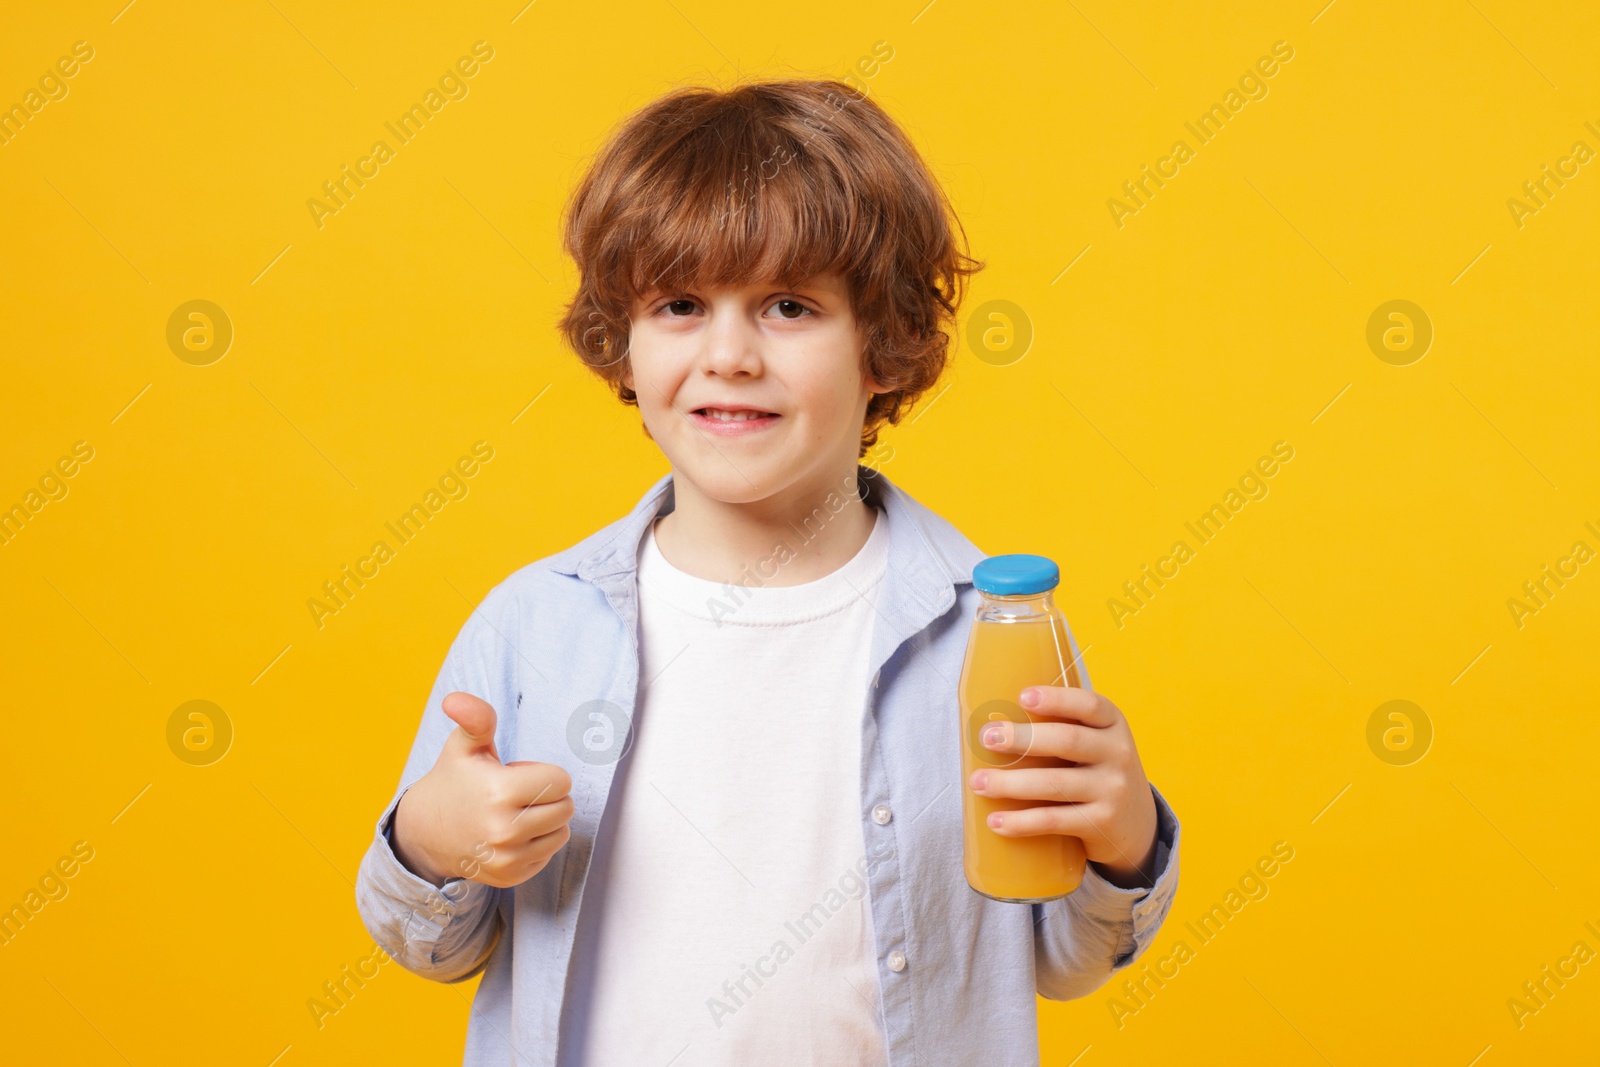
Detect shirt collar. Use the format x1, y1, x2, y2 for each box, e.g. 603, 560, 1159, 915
547, 466, 979, 662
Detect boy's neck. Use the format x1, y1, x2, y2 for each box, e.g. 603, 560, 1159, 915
652, 464, 879, 588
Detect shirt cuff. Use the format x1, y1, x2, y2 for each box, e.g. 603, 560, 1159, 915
361, 790, 497, 942
1062, 782, 1181, 961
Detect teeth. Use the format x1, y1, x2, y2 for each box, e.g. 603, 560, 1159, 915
702, 409, 767, 422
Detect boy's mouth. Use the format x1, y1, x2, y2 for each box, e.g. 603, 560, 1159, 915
688, 406, 781, 435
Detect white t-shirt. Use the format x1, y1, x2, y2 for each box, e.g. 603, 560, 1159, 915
571, 505, 891, 1065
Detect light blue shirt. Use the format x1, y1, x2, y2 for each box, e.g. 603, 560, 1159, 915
356, 465, 1181, 1066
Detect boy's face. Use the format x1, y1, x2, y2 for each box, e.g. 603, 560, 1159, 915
624, 273, 886, 504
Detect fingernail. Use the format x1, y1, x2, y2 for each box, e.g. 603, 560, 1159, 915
970, 770, 988, 791
1020, 688, 1039, 708
987, 812, 1004, 830
982, 725, 1004, 747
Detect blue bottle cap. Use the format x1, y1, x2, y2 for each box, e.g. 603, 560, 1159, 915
972, 554, 1060, 596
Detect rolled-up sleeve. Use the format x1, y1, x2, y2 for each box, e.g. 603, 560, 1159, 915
1033, 783, 1181, 1001
354, 585, 517, 983
356, 791, 505, 982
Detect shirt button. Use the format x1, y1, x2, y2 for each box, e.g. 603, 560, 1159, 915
887, 950, 906, 972
872, 804, 892, 825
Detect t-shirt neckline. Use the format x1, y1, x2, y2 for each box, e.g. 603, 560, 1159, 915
638, 505, 889, 625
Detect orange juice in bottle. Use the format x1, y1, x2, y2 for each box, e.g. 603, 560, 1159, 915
958, 554, 1086, 902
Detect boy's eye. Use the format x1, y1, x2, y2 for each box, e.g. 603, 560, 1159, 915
768, 299, 811, 319
653, 297, 813, 319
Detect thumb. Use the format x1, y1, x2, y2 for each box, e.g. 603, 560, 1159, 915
442, 691, 500, 760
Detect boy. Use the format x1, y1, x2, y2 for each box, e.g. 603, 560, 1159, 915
356, 78, 1180, 1066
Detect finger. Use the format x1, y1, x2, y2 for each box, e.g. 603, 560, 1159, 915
978, 720, 1111, 763
972, 765, 1097, 803
507, 793, 575, 842
498, 760, 574, 811
443, 692, 500, 758
1019, 685, 1119, 728
482, 824, 572, 886
516, 822, 573, 866
986, 801, 1102, 839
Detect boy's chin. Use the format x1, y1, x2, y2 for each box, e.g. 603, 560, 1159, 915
668, 453, 824, 507
671, 463, 785, 505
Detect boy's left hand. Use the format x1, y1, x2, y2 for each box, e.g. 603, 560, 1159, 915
970, 685, 1159, 890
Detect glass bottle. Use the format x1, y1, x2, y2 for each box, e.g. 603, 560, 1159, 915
958, 554, 1086, 902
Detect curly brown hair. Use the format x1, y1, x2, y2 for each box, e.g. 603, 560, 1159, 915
556, 78, 983, 458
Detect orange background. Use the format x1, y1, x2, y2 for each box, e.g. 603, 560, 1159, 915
2, 1, 1597, 1063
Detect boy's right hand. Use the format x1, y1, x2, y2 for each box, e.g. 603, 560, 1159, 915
392, 692, 576, 889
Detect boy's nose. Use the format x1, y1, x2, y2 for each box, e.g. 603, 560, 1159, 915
699, 312, 763, 377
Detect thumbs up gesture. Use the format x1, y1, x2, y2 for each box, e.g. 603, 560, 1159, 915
392, 692, 575, 888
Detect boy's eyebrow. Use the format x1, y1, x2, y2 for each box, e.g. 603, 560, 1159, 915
637, 276, 832, 300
